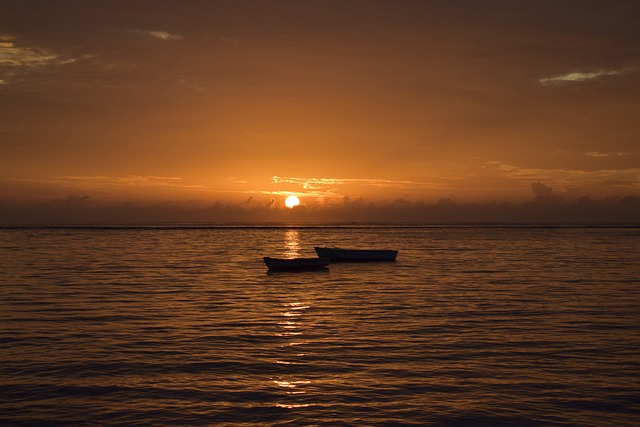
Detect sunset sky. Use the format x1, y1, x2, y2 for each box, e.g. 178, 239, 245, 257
1, 1, 639, 223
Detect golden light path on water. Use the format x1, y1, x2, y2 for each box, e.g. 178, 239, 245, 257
271, 227, 315, 408
283, 229, 301, 258
273, 300, 313, 409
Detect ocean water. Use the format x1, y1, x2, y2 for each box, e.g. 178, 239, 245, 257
1, 225, 639, 426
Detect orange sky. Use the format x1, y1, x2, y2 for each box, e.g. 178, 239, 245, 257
1, 1, 639, 223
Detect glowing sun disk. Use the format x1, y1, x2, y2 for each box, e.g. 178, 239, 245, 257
285, 196, 300, 208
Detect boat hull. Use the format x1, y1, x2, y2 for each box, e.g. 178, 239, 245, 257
314, 247, 398, 262
263, 257, 330, 271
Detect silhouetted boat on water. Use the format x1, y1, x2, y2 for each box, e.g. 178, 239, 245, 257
263, 257, 330, 271
314, 247, 398, 261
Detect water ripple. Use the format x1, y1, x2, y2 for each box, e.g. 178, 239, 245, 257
1, 226, 639, 425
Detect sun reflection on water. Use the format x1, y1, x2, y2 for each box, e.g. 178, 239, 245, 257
272, 299, 314, 408
283, 229, 301, 258
275, 403, 312, 409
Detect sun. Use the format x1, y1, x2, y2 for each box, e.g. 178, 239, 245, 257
285, 195, 301, 208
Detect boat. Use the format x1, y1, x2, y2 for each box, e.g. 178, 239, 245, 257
263, 256, 330, 271
314, 247, 398, 262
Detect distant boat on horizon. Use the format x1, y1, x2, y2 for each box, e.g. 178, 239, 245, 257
314, 247, 398, 262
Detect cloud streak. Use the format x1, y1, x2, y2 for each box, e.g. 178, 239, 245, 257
587, 152, 626, 158
0, 35, 85, 85
484, 161, 640, 191
0, 35, 82, 68
0, 44, 59, 67
147, 31, 181, 41
539, 69, 620, 85
116, 28, 182, 41
270, 176, 447, 198
9, 175, 186, 191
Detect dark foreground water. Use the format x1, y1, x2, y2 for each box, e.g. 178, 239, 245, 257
1, 225, 639, 426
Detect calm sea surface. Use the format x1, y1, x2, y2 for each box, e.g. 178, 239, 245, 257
1, 225, 639, 426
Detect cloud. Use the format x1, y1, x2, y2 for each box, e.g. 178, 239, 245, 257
62, 194, 90, 203
539, 69, 619, 85
270, 176, 447, 198
0, 34, 84, 68
587, 152, 626, 158
485, 161, 640, 188
531, 181, 553, 199
121, 29, 181, 41
9, 175, 188, 193
479, 161, 640, 200
227, 177, 248, 184
0, 44, 59, 67
3, 192, 640, 225
0, 35, 84, 84
54, 175, 183, 186
146, 31, 181, 41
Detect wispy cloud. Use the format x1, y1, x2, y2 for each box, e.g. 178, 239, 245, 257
0, 44, 59, 67
147, 31, 181, 41
270, 176, 448, 198
586, 151, 626, 158
539, 69, 619, 85
121, 29, 181, 41
0, 35, 84, 84
485, 161, 640, 189
11, 175, 185, 189
227, 177, 248, 184
272, 176, 441, 188
58, 175, 182, 183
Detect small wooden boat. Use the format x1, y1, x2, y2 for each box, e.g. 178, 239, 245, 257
263, 256, 330, 271
314, 247, 398, 262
